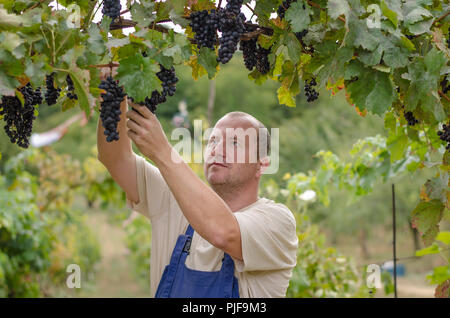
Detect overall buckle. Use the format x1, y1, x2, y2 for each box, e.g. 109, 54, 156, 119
183, 237, 192, 254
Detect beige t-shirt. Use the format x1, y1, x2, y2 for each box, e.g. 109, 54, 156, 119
126, 154, 298, 298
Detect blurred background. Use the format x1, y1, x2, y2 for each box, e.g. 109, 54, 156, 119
1, 49, 448, 298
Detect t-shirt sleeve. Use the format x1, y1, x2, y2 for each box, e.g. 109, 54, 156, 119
233, 202, 298, 272
126, 154, 174, 220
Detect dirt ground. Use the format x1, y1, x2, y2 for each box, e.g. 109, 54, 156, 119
78, 213, 150, 298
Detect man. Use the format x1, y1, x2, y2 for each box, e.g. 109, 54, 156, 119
97, 90, 298, 298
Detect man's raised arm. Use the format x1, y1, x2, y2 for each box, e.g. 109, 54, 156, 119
97, 90, 139, 204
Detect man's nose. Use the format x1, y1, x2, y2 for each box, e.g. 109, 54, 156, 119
210, 140, 225, 157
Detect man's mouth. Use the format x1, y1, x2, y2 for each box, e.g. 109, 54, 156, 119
210, 162, 227, 168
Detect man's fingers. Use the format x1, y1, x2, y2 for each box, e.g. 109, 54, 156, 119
125, 108, 147, 126
127, 129, 139, 141
127, 101, 153, 119
126, 118, 145, 135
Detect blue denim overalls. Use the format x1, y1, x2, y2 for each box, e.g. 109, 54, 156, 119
155, 224, 240, 298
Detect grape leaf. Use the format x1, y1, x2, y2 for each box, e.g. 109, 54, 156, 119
0, 69, 19, 96
277, 86, 295, 107
346, 68, 396, 115
254, 0, 279, 26
415, 243, 440, 257
327, 0, 350, 22
66, 67, 94, 118
186, 55, 207, 81
411, 199, 444, 246
424, 173, 449, 203
380, 0, 398, 27
285, 2, 311, 33
405, 48, 446, 121
198, 47, 218, 79
345, 17, 379, 51
24, 55, 48, 87
116, 53, 161, 103
130, 1, 156, 28
427, 265, 450, 285
86, 24, 106, 55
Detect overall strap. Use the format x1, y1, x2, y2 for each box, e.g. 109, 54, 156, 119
185, 224, 194, 236
158, 225, 193, 297
179, 224, 194, 263
221, 253, 237, 298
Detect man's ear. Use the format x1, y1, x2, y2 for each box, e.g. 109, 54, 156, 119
257, 156, 270, 177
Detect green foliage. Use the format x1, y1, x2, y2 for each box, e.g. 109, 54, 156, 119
0, 176, 52, 297
123, 214, 151, 290
0, 149, 101, 296
287, 218, 370, 298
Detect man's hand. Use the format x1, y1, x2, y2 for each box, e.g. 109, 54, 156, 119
125, 101, 172, 165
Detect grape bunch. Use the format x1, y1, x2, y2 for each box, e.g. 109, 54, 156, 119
239, 24, 258, 70
189, 9, 219, 50
20, 83, 43, 106
256, 45, 271, 74
437, 123, 450, 150
304, 77, 319, 102
404, 111, 419, 126
0, 84, 41, 148
132, 65, 179, 114
66, 75, 78, 100
217, 1, 246, 64
45, 73, 61, 106
102, 0, 121, 22
99, 76, 126, 142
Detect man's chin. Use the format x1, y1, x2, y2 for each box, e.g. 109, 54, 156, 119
207, 175, 227, 186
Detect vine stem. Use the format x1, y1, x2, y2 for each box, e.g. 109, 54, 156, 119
88, 62, 120, 68
439, 90, 450, 102
433, 11, 450, 25
244, 3, 256, 16
23, 0, 46, 13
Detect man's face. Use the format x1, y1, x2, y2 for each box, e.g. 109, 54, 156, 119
203, 115, 260, 188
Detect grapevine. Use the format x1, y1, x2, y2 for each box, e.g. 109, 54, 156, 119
437, 123, 450, 150
66, 75, 78, 100
404, 111, 419, 126
217, 1, 246, 64
189, 10, 219, 50
130, 65, 178, 114
0, 84, 41, 148
304, 77, 319, 102
99, 76, 125, 142
256, 45, 271, 74
102, 0, 121, 22
240, 24, 258, 71
45, 73, 61, 106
